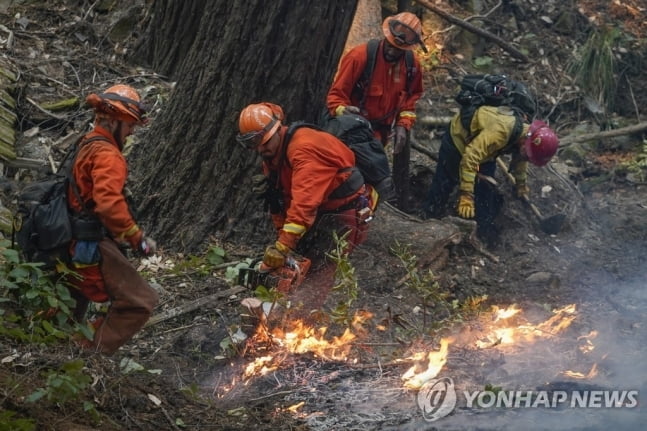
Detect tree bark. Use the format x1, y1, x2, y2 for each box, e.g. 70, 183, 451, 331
129, 1, 358, 253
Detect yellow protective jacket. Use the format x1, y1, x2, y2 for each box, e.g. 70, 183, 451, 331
450, 106, 530, 194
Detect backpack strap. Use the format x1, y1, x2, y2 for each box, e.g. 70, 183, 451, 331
462, 108, 524, 152
404, 50, 414, 96
67, 135, 112, 216
355, 39, 380, 113
356, 39, 416, 128
282, 121, 321, 170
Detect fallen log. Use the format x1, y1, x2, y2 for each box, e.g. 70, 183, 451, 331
559, 121, 647, 146
145, 285, 246, 327
414, 0, 530, 63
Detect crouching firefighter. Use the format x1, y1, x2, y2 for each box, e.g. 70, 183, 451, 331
65, 84, 159, 355
422, 106, 559, 246
237, 102, 378, 274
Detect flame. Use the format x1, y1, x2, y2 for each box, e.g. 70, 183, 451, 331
243, 355, 278, 379
240, 312, 374, 382
493, 304, 521, 321
577, 330, 598, 354
562, 363, 598, 379
274, 321, 356, 361
401, 338, 451, 389
476, 304, 577, 348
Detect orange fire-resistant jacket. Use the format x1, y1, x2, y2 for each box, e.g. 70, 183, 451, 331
326, 39, 423, 132
263, 126, 366, 250
68, 126, 141, 244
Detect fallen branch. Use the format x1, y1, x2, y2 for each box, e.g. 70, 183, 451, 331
145, 286, 246, 327
414, 0, 529, 63
26, 97, 66, 120
559, 121, 647, 147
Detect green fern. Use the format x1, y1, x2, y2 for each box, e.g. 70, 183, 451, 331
568, 27, 621, 111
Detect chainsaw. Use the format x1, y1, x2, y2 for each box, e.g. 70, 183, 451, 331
238, 254, 311, 293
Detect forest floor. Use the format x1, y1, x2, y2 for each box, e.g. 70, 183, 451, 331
1, 1, 647, 430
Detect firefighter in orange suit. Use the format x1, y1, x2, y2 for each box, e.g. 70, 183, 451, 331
66, 84, 159, 355
327, 12, 425, 211
237, 103, 378, 269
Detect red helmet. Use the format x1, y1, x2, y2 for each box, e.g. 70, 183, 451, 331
237, 103, 284, 148
524, 120, 558, 166
382, 12, 427, 53
86, 84, 147, 124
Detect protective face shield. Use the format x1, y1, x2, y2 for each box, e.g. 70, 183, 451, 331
382, 12, 427, 53
237, 103, 283, 149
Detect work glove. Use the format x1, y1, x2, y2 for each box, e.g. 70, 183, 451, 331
457, 192, 476, 219
515, 182, 530, 201
139, 236, 157, 256
393, 125, 408, 155
262, 241, 291, 269
335, 105, 360, 116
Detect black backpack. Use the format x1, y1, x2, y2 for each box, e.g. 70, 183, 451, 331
353, 39, 416, 118
12, 136, 108, 268
455, 74, 536, 146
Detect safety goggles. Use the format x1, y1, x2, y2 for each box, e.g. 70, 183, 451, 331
101, 92, 149, 120
236, 118, 277, 149
389, 19, 421, 47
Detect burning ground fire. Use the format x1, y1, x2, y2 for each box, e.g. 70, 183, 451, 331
474, 303, 577, 348
240, 311, 372, 381
220, 303, 586, 397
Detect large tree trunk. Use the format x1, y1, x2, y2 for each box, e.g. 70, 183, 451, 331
129, 1, 358, 253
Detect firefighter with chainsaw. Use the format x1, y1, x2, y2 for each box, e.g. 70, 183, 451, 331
237, 103, 378, 278
326, 12, 425, 212
66, 84, 159, 355
421, 105, 559, 246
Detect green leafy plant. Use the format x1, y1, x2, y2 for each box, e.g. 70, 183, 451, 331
206, 245, 226, 265
620, 139, 647, 182
568, 26, 621, 112
0, 410, 35, 431
0, 240, 81, 343
391, 242, 447, 333
326, 231, 359, 326
26, 360, 99, 422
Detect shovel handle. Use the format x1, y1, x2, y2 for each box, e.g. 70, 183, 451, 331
495, 157, 544, 220
495, 157, 516, 185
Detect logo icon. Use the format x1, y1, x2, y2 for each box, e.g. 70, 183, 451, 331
417, 377, 457, 422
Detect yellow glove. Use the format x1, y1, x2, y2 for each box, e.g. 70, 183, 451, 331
262, 241, 291, 269
334, 105, 360, 116
516, 183, 530, 201
457, 192, 475, 219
